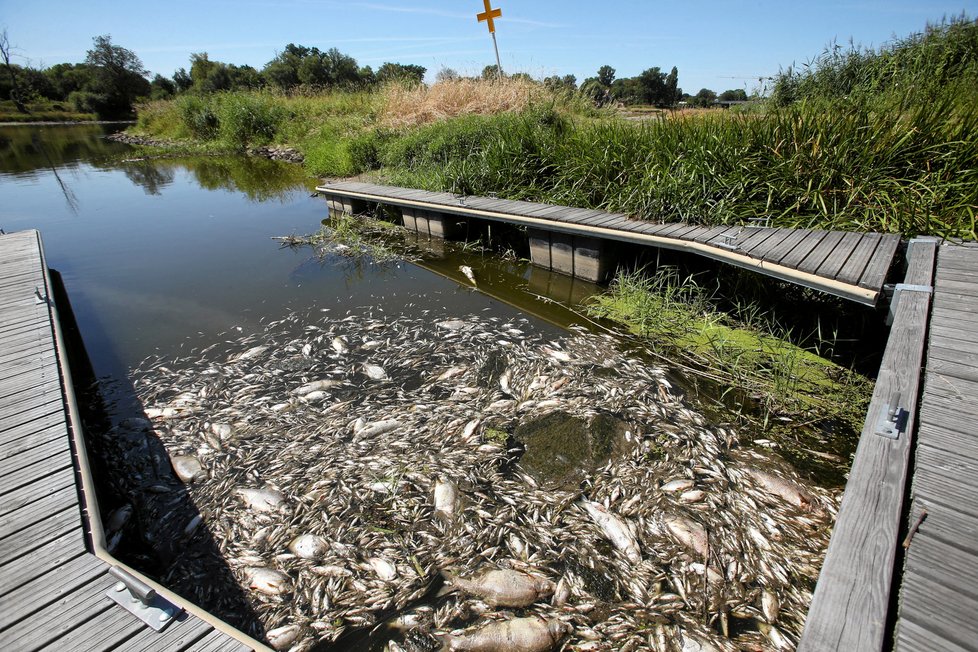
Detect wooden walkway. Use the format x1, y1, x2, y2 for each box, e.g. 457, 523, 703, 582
894, 245, 978, 651
317, 181, 902, 306
0, 231, 258, 652
801, 241, 978, 651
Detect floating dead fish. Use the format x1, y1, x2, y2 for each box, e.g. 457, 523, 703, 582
434, 477, 459, 519
761, 588, 780, 623
661, 479, 695, 493
459, 265, 477, 286
105, 504, 133, 535
289, 534, 328, 560
747, 468, 815, 509
234, 346, 268, 362
449, 569, 555, 608
581, 501, 642, 564
332, 337, 349, 354
355, 419, 400, 439
294, 379, 342, 395
662, 514, 709, 558
245, 567, 290, 595
368, 557, 397, 581
236, 487, 288, 513
680, 490, 707, 503
210, 422, 233, 439
171, 455, 205, 483
362, 363, 389, 381
267, 624, 303, 651
440, 616, 571, 652
437, 319, 469, 331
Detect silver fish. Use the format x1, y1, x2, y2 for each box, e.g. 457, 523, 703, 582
289, 534, 328, 560
450, 569, 555, 608
440, 616, 571, 652
362, 363, 389, 380
747, 468, 814, 509
434, 477, 459, 518
170, 454, 205, 483
245, 567, 290, 595
267, 624, 303, 651
459, 265, 477, 286
581, 500, 642, 564
236, 487, 288, 513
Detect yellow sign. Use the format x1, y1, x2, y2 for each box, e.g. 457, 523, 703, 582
477, 0, 502, 33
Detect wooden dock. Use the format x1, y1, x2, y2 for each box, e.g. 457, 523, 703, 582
0, 230, 260, 652
317, 181, 902, 306
801, 241, 978, 652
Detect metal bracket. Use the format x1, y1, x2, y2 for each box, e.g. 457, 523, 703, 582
716, 231, 741, 251
34, 287, 48, 305
886, 283, 932, 326
105, 566, 182, 631
875, 391, 910, 439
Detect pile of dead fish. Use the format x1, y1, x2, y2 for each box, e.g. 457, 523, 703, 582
108, 309, 838, 652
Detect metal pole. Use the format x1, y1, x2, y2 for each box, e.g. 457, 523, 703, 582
491, 32, 503, 77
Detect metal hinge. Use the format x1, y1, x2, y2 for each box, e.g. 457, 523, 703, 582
875, 391, 909, 439
105, 566, 182, 631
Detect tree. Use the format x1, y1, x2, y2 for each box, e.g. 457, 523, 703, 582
482, 64, 502, 80
83, 35, 150, 116
377, 62, 426, 85
597, 65, 616, 87
693, 88, 717, 107
436, 67, 459, 83
718, 88, 748, 102
173, 68, 192, 92
0, 29, 28, 112
665, 66, 679, 106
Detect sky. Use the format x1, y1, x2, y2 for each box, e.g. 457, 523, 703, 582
2, 1, 977, 93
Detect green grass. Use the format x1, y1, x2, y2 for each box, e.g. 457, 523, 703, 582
0, 100, 96, 122
587, 267, 873, 427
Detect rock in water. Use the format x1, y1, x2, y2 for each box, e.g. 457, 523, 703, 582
171, 454, 205, 483
450, 569, 555, 608
440, 616, 571, 652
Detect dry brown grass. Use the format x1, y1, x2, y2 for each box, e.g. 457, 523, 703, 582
379, 78, 547, 128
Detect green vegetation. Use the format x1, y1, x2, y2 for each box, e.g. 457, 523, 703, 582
586, 267, 873, 439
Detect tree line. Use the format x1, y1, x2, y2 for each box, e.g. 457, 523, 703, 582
1, 31, 751, 119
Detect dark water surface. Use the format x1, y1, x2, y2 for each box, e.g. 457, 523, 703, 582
0, 124, 584, 386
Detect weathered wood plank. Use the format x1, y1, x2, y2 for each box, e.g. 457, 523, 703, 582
779, 230, 829, 268
0, 504, 83, 562
896, 618, 975, 652
744, 227, 793, 255
902, 531, 978, 599
0, 529, 88, 598
796, 231, 848, 274
0, 422, 65, 458
898, 571, 978, 650
0, 485, 78, 537
814, 231, 864, 278
857, 233, 901, 289
0, 437, 71, 479
0, 407, 65, 444
0, 462, 75, 505
0, 553, 106, 631
185, 629, 253, 652
33, 597, 147, 651
798, 240, 935, 652
119, 612, 213, 651
0, 573, 118, 652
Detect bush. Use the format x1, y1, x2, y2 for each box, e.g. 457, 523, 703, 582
177, 94, 220, 140
217, 93, 288, 147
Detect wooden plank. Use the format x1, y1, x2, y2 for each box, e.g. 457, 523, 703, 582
0, 529, 88, 598
902, 531, 978, 598
0, 387, 67, 419
0, 485, 78, 537
927, 357, 978, 384
779, 230, 829, 269
814, 231, 864, 278
691, 224, 737, 244
917, 426, 978, 464
0, 395, 67, 435
797, 231, 847, 274
0, 504, 84, 561
896, 618, 976, 652
0, 422, 65, 458
33, 596, 147, 651
0, 553, 106, 630
897, 571, 978, 650
0, 438, 71, 479
186, 629, 253, 652
834, 233, 883, 284
798, 240, 934, 652
0, 464, 76, 508
857, 233, 901, 290
763, 228, 815, 262
0, 410, 65, 444
118, 612, 213, 651
731, 227, 780, 254
897, 501, 978, 553
0, 573, 118, 652
743, 227, 792, 255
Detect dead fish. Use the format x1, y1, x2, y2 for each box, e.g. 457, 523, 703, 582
245, 567, 290, 595
105, 504, 133, 534
362, 363, 389, 381
449, 569, 555, 608
289, 534, 329, 560
267, 624, 303, 651
661, 479, 695, 493
459, 265, 477, 286
439, 616, 571, 652
461, 419, 481, 442
210, 422, 233, 439
293, 379, 341, 395
761, 588, 780, 623
747, 468, 815, 509
234, 346, 268, 362
355, 419, 400, 438
680, 490, 707, 503
580, 501, 642, 564
171, 454, 205, 483
552, 577, 571, 607
434, 477, 459, 518
542, 347, 571, 363
236, 487, 288, 513
757, 621, 791, 649
368, 557, 398, 581
437, 319, 469, 331
662, 514, 709, 558
332, 337, 349, 354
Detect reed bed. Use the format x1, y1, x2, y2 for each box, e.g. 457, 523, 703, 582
379, 77, 549, 128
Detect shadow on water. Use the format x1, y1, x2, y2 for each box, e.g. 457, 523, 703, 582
50, 269, 266, 642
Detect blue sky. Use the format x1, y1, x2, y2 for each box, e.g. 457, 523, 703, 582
2, 1, 976, 93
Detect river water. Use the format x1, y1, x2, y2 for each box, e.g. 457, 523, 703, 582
1, 125, 843, 652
